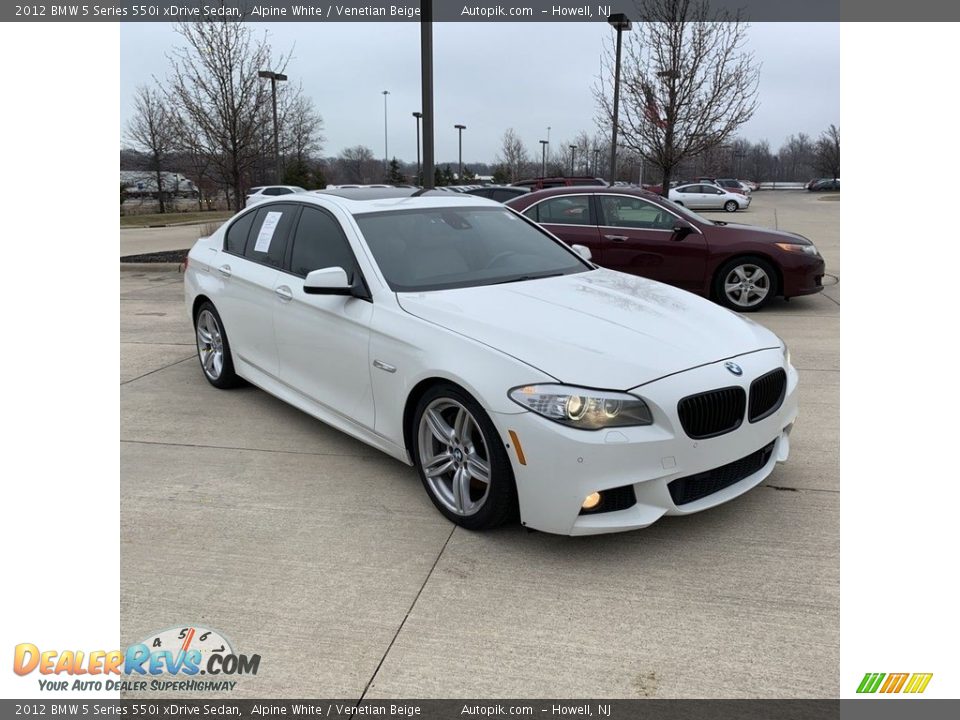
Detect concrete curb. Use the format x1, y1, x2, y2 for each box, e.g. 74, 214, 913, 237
120, 262, 184, 273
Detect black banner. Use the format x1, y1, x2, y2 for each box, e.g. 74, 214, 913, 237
5, 0, 960, 23
3, 700, 960, 720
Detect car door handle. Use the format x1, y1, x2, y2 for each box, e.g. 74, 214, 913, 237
274, 286, 293, 302
217, 264, 232, 278
604, 235, 629, 242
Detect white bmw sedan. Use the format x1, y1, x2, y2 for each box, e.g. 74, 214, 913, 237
184, 189, 797, 535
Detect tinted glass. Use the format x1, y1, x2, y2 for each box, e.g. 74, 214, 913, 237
355, 207, 589, 292
224, 211, 255, 255
262, 188, 284, 196
532, 196, 591, 225
289, 207, 358, 279
244, 205, 297, 267
492, 189, 519, 202
676, 185, 695, 194
599, 195, 675, 230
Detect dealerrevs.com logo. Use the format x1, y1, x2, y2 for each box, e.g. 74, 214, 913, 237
856, 672, 933, 694
13, 626, 260, 692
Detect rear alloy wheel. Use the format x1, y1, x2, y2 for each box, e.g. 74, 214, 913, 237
194, 303, 242, 388
724, 200, 739, 212
715, 257, 777, 312
413, 384, 516, 530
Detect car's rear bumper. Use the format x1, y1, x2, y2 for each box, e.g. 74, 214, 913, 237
493, 349, 798, 535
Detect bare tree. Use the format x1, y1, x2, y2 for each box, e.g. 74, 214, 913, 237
337, 145, 376, 184
280, 92, 325, 167
165, 19, 285, 209
126, 85, 175, 213
595, 0, 759, 193
496, 129, 530, 182
813, 124, 840, 180
779, 133, 814, 181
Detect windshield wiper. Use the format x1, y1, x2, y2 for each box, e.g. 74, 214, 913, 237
488, 272, 565, 286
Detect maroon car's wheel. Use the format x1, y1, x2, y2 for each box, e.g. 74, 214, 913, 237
714, 257, 777, 312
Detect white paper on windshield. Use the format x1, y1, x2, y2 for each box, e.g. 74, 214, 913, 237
253, 211, 283, 253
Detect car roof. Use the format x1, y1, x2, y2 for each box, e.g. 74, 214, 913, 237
267, 187, 501, 214
516, 185, 664, 201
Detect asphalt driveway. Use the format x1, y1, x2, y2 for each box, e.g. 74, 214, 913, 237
120, 191, 839, 699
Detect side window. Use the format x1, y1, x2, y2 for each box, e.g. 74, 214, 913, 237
244, 205, 298, 268
522, 204, 539, 222
289, 207, 358, 280
535, 196, 591, 225
599, 196, 674, 230
224, 211, 256, 255
262, 187, 284, 196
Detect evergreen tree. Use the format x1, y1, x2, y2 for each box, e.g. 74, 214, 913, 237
387, 157, 406, 184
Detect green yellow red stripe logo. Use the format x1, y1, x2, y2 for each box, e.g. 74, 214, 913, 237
857, 672, 932, 694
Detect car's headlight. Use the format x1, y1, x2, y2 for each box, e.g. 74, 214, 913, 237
779, 337, 791, 366
508, 384, 653, 430
775, 242, 820, 256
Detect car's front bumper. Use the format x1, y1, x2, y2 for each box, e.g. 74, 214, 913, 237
493, 348, 797, 535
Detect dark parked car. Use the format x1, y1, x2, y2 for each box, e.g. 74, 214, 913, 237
465, 185, 530, 203
808, 179, 840, 191
506, 187, 825, 311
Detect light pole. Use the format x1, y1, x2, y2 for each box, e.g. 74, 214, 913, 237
569, 145, 577, 176
258, 70, 288, 184
606, 13, 631, 185
593, 148, 601, 177
421, 1, 435, 189
454, 124, 466, 182
412, 112, 423, 184
381, 90, 390, 180
540, 140, 548, 179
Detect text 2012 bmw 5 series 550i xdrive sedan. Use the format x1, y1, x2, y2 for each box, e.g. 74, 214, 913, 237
184, 189, 799, 535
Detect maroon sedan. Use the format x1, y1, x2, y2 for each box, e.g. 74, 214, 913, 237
505, 187, 825, 311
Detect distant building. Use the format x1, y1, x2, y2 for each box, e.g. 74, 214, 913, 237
120, 171, 197, 197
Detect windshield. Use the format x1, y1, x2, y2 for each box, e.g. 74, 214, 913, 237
354, 206, 590, 292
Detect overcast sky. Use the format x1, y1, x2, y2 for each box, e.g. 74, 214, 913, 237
120, 22, 838, 164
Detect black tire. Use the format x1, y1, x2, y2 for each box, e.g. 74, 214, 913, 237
193, 301, 243, 389
713, 256, 778, 312
724, 200, 739, 212
411, 383, 518, 530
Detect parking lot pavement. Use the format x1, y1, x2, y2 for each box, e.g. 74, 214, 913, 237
120, 192, 839, 698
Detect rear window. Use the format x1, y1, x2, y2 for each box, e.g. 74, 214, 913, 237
224, 211, 256, 255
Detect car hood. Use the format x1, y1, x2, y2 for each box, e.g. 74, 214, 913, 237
710, 222, 813, 245
397, 269, 780, 389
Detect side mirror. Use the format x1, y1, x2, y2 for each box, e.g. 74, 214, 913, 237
571, 244, 593, 261
304, 266, 352, 295
672, 222, 694, 240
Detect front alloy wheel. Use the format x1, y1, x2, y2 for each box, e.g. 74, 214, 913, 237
724, 200, 739, 212
413, 384, 517, 529
715, 257, 777, 311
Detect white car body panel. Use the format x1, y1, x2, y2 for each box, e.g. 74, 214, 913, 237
185, 193, 794, 535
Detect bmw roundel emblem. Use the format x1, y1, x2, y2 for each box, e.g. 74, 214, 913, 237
725, 362, 743, 376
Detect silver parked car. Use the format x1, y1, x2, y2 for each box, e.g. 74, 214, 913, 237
668, 183, 750, 212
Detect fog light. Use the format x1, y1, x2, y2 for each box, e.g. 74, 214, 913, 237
581, 492, 602, 510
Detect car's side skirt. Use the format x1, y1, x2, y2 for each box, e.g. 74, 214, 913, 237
234, 356, 413, 466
